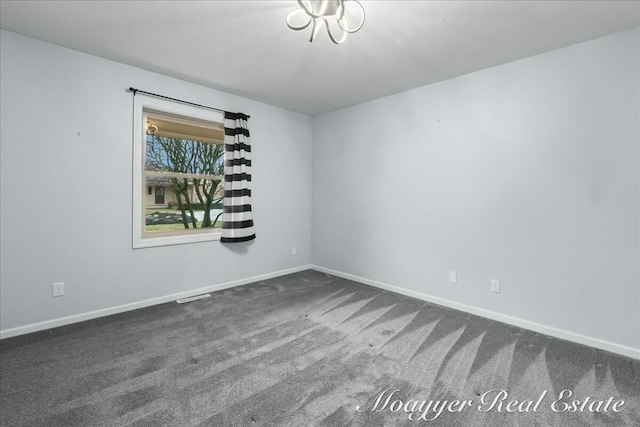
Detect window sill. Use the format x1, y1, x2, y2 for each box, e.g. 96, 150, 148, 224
133, 231, 221, 249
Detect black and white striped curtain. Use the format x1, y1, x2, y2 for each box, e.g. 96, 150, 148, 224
221, 112, 256, 243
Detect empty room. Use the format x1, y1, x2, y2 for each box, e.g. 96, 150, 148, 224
1, 1, 639, 426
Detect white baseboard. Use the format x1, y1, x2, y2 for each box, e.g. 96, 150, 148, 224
0, 265, 312, 340
4, 264, 638, 360
311, 265, 640, 360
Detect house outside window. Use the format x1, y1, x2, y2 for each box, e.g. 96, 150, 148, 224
132, 95, 225, 248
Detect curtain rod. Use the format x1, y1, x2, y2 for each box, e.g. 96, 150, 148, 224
127, 87, 249, 118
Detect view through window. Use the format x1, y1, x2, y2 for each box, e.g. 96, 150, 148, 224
142, 109, 225, 237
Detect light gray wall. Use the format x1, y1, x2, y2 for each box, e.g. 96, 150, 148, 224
312, 29, 640, 349
0, 30, 313, 332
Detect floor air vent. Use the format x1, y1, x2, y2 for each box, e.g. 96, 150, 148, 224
176, 294, 211, 304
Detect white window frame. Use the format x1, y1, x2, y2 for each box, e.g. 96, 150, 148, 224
132, 94, 225, 249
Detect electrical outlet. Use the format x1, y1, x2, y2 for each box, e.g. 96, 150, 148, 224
449, 271, 457, 284
291, 246, 297, 256
491, 279, 500, 293
53, 282, 64, 297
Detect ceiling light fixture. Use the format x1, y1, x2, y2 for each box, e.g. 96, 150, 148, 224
286, 0, 365, 44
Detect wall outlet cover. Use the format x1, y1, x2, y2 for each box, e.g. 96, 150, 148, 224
53, 282, 64, 297
491, 279, 500, 293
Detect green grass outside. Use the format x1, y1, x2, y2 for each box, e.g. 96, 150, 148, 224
145, 208, 222, 232
146, 222, 223, 232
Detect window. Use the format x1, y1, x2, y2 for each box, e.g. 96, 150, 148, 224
133, 95, 225, 248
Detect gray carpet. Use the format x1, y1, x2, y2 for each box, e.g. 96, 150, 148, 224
1, 270, 638, 426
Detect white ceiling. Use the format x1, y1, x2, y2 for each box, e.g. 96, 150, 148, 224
1, 1, 639, 116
